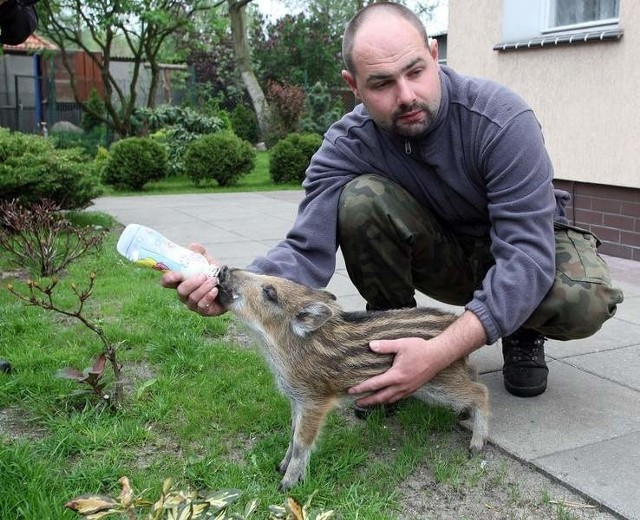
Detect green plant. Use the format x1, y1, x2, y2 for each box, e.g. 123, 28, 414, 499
7, 273, 124, 408
137, 105, 226, 136
139, 105, 228, 177
269, 133, 323, 184
0, 128, 102, 209
0, 199, 106, 277
184, 131, 255, 187
51, 127, 107, 157
81, 88, 107, 132
301, 82, 342, 135
103, 137, 169, 191
266, 81, 306, 147
231, 104, 260, 144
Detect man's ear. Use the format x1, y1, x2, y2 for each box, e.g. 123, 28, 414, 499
342, 70, 360, 99
428, 37, 440, 66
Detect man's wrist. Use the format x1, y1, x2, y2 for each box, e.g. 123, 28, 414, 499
433, 310, 487, 366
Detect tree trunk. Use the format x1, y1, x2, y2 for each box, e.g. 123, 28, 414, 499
228, 0, 271, 142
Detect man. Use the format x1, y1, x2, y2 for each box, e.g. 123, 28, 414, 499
162, 3, 623, 406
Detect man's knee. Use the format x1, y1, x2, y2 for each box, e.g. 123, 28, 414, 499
526, 274, 623, 340
338, 174, 398, 231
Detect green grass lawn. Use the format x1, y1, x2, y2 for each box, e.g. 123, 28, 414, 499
102, 151, 303, 196
0, 216, 483, 519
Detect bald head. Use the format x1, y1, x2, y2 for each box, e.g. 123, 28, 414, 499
342, 3, 429, 75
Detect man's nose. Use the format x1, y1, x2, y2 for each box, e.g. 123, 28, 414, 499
396, 78, 416, 105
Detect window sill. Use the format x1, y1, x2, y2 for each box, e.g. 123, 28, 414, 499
493, 27, 623, 52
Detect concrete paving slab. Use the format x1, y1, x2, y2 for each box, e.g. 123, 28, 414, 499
613, 296, 640, 326
211, 217, 293, 241
469, 342, 504, 374
326, 272, 361, 298
559, 344, 640, 391
534, 431, 640, 520
545, 316, 640, 358
482, 362, 640, 460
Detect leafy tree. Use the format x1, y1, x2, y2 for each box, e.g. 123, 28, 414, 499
39, 0, 215, 137
224, 0, 272, 141
261, 0, 442, 88
251, 12, 342, 89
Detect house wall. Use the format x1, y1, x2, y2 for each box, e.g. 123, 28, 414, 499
0, 54, 35, 105
447, 0, 640, 260
0, 54, 41, 132
109, 60, 189, 109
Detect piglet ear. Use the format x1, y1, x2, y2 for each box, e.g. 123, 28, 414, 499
292, 302, 335, 336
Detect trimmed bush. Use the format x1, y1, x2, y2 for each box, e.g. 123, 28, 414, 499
138, 104, 228, 177
81, 88, 106, 132
0, 128, 102, 209
184, 131, 255, 187
231, 103, 259, 144
269, 133, 323, 185
102, 137, 168, 191
51, 127, 107, 157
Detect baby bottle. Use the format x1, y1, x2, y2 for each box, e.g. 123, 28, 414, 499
117, 223, 219, 279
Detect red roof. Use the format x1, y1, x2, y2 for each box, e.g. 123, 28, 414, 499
2, 33, 58, 52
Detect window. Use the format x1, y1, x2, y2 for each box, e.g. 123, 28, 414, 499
546, 0, 620, 31
496, 0, 623, 52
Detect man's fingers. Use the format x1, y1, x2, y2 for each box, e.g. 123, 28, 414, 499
160, 271, 184, 289
349, 371, 398, 395
370, 338, 404, 353
188, 243, 218, 265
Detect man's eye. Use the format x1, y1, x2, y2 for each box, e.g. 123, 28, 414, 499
263, 285, 279, 303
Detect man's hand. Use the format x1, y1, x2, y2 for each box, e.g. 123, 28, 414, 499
160, 243, 226, 317
348, 337, 440, 406
348, 310, 487, 406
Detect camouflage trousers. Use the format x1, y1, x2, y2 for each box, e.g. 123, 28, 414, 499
337, 174, 624, 341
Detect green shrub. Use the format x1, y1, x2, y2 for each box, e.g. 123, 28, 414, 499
150, 126, 200, 177
51, 126, 107, 157
301, 82, 342, 135
184, 131, 255, 187
102, 137, 168, 191
269, 132, 323, 184
0, 128, 102, 209
138, 104, 228, 177
137, 104, 226, 135
81, 88, 106, 132
231, 103, 260, 144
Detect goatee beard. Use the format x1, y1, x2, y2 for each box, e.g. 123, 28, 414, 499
391, 102, 438, 138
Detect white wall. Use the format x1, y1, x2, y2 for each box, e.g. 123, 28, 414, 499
447, 0, 639, 189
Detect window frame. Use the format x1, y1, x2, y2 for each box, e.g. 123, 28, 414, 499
542, 0, 620, 34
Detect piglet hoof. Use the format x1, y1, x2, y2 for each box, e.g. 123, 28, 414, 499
278, 477, 298, 493
277, 458, 290, 475
467, 439, 486, 457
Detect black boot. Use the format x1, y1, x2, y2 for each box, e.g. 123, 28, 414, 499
502, 329, 548, 397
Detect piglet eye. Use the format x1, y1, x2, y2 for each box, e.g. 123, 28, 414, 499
263, 285, 279, 303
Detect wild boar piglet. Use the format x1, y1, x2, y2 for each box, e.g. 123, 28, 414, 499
216, 266, 489, 491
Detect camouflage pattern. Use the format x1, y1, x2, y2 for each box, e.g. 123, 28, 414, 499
337, 174, 624, 341
523, 223, 624, 340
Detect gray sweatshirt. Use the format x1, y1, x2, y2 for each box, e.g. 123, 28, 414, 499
247, 66, 570, 344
